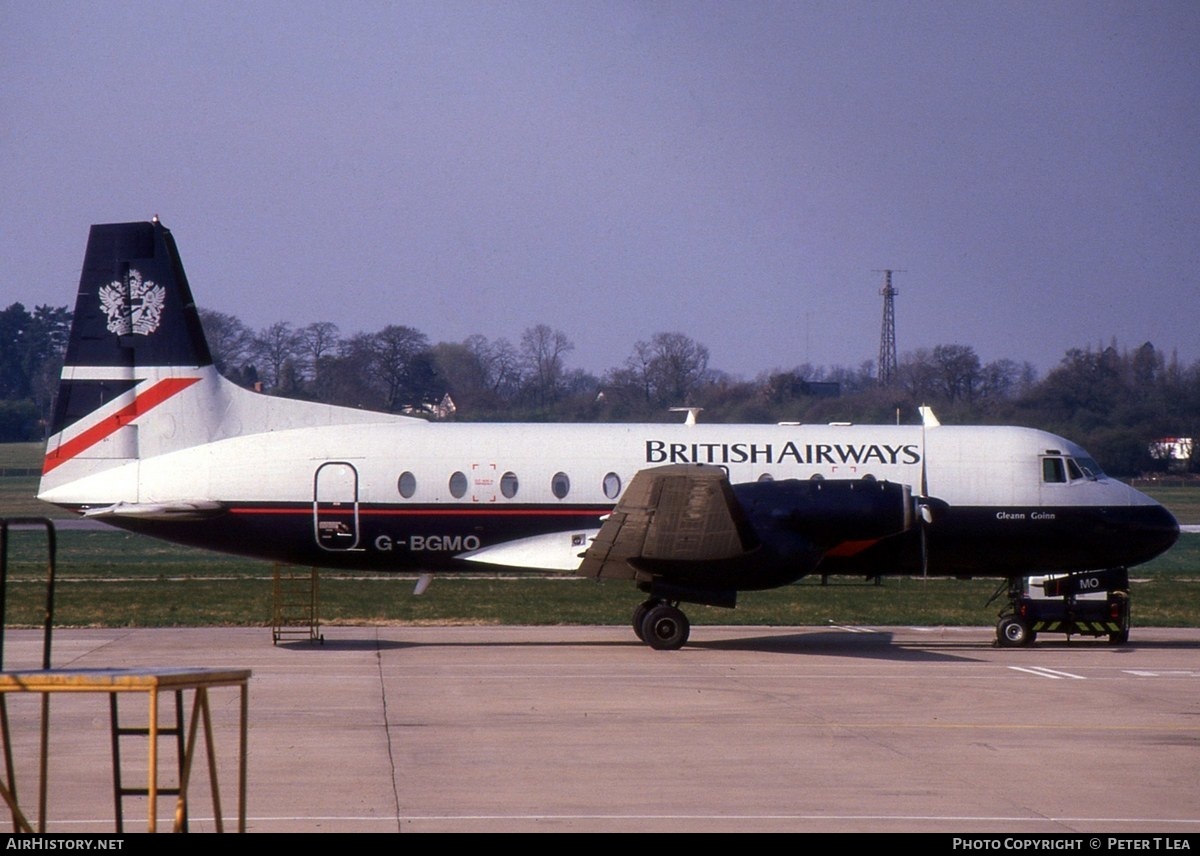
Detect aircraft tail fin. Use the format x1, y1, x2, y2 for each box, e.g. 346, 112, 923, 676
40, 219, 412, 503
47, 220, 213, 440
41, 220, 231, 489
64, 220, 211, 371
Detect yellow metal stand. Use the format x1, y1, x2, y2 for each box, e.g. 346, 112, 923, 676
272, 564, 323, 644
0, 668, 250, 832
0, 518, 251, 832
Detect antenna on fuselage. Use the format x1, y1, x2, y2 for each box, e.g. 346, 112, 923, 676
669, 407, 702, 426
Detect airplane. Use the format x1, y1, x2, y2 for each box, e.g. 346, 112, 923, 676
37, 220, 1180, 649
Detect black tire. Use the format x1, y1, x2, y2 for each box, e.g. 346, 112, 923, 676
631, 600, 656, 642
641, 604, 690, 650
997, 616, 1033, 647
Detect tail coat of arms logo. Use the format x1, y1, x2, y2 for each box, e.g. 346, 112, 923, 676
99, 269, 166, 336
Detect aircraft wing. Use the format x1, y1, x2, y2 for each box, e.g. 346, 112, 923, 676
579, 462, 916, 600
579, 464, 755, 581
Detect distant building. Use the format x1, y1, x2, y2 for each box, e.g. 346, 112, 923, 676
1149, 437, 1194, 471
401, 393, 457, 420
431, 393, 457, 419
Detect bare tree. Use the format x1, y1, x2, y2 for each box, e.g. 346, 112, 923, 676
254, 322, 304, 393
464, 334, 522, 400
605, 340, 655, 404
603, 332, 710, 412
932, 344, 981, 402
520, 324, 574, 406
372, 325, 433, 411
301, 321, 340, 362
645, 332, 709, 406
314, 332, 384, 409
198, 309, 256, 383
977, 358, 1036, 400
298, 321, 340, 395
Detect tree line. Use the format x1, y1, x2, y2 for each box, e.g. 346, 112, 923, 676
3, 301, 1197, 477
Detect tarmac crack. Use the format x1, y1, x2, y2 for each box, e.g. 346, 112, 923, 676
375, 628, 404, 833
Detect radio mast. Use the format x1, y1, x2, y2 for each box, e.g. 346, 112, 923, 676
876, 269, 901, 387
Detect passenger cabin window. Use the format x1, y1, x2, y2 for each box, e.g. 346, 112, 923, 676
449, 471, 468, 498
1042, 457, 1066, 483
397, 471, 417, 498
551, 472, 570, 499
500, 471, 519, 498
603, 472, 621, 499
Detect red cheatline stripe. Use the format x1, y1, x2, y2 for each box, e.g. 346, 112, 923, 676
42, 377, 201, 474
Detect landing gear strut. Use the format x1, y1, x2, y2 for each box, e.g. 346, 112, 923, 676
631, 598, 690, 650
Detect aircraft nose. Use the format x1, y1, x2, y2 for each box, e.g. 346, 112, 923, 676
1119, 503, 1180, 565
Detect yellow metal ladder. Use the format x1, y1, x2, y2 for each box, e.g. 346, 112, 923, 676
271, 564, 323, 644
109, 690, 188, 832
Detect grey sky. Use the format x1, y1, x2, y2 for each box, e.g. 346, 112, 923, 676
3, 1, 1197, 381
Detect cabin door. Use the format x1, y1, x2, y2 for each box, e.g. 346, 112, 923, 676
313, 461, 360, 551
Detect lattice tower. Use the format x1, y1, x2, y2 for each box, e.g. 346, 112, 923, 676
877, 269, 899, 386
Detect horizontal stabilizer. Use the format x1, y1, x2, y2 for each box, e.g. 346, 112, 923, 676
81, 501, 226, 521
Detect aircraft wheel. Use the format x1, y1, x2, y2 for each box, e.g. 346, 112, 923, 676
996, 616, 1033, 647
641, 604, 690, 651
631, 599, 657, 642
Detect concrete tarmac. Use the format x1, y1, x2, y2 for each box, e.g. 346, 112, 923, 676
1, 624, 1198, 834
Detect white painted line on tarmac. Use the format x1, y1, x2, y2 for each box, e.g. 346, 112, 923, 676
1009, 665, 1086, 679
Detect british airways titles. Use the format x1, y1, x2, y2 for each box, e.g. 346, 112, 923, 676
646, 440, 921, 467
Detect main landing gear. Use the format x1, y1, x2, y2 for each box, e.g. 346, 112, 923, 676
632, 598, 690, 650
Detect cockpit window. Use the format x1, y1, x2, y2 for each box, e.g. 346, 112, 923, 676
1042, 457, 1066, 483
1044, 455, 1105, 484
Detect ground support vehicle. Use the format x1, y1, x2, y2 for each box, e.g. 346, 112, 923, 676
994, 567, 1130, 647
